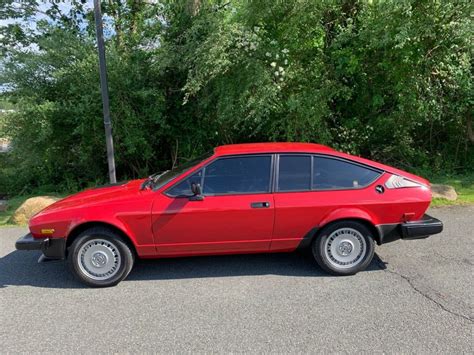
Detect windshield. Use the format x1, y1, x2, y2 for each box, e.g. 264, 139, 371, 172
152, 151, 213, 191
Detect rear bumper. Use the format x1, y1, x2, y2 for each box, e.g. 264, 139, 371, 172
401, 215, 443, 240
377, 214, 443, 245
15, 234, 66, 259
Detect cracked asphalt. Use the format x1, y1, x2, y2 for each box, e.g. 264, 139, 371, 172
0, 206, 472, 353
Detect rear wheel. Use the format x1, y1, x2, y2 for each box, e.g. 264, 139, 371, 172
68, 227, 134, 287
312, 221, 375, 275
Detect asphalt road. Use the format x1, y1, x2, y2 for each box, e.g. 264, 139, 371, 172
1, 206, 472, 353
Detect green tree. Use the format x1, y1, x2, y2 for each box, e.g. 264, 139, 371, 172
0, 0, 472, 195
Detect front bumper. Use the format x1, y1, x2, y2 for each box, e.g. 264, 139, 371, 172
15, 234, 66, 259
377, 214, 443, 245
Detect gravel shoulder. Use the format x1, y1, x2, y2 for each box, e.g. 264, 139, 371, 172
0, 206, 472, 353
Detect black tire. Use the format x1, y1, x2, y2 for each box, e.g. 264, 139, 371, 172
67, 227, 134, 287
312, 221, 375, 276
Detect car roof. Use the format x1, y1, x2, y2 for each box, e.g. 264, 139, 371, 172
214, 142, 334, 156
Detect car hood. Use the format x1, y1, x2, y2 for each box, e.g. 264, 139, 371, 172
37, 179, 146, 216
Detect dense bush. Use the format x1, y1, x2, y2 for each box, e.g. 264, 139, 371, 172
0, 0, 472, 195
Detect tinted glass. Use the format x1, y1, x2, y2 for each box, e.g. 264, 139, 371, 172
313, 157, 381, 189
203, 156, 271, 194
166, 170, 203, 197
278, 155, 311, 191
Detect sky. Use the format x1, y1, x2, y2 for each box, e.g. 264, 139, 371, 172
0, 1, 94, 31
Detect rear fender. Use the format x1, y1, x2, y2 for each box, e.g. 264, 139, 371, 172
297, 208, 380, 250
319, 208, 378, 229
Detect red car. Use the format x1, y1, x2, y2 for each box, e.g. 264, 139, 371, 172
16, 143, 443, 287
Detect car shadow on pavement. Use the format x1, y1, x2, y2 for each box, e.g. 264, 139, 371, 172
0, 250, 386, 289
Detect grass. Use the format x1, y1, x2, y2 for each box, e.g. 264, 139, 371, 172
0, 195, 31, 227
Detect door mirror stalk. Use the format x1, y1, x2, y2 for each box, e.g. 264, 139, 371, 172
189, 183, 204, 201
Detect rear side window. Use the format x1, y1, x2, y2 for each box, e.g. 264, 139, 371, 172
313, 157, 381, 190
278, 155, 311, 191
203, 156, 271, 195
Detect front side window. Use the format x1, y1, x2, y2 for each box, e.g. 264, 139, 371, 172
166, 155, 272, 196
203, 156, 271, 195
277, 155, 312, 192
313, 157, 381, 190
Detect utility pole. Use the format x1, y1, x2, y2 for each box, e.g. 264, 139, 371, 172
93, 0, 117, 183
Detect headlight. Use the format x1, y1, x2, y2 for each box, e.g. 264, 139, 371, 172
385, 175, 426, 189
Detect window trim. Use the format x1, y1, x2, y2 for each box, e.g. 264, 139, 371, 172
164, 153, 275, 198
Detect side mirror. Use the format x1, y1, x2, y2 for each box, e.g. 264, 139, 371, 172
189, 183, 204, 201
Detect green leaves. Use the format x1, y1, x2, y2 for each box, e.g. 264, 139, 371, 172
0, 0, 472, 195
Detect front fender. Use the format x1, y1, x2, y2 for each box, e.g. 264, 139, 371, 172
66, 217, 138, 245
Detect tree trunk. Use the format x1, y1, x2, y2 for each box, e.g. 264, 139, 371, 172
467, 112, 474, 143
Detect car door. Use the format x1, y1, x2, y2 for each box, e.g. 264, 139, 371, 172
151, 154, 275, 256
271, 154, 315, 251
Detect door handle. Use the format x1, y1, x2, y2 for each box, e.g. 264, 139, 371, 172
250, 202, 270, 208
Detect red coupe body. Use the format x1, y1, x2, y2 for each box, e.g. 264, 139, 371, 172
16, 143, 443, 287
25, 143, 440, 258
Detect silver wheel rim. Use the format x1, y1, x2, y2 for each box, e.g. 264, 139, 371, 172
77, 239, 122, 281
324, 228, 366, 269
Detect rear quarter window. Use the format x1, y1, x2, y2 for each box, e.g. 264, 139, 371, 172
312, 156, 381, 190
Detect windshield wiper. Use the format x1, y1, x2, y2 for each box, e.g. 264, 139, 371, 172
140, 170, 170, 190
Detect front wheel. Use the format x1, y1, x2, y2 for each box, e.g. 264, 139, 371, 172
68, 227, 134, 287
312, 221, 375, 276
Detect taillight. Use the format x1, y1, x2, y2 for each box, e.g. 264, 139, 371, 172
385, 175, 427, 189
